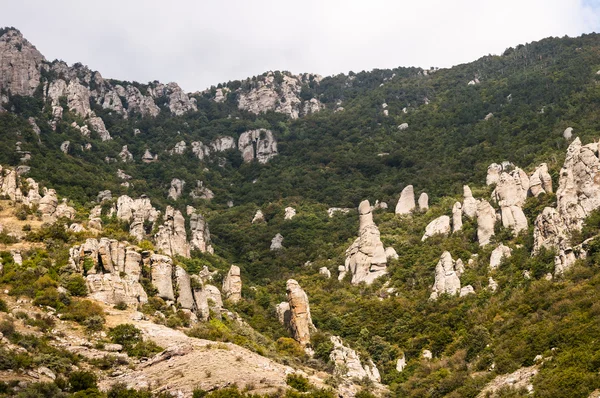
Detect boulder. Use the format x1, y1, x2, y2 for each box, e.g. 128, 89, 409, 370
490, 244, 512, 269
486, 163, 503, 186
238, 129, 278, 164
286, 279, 315, 348
330, 336, 381, 383
385, 247, 399, 260
327, 207, 351, 217
284, 207, 296, 220
488, 277, 498, 292
154, 206, 190, 258
430, 251, 461, 300
270, 233, 284, 250
462, 185, 479, 219
252, 210, 264, 224
529, 163, 553, 197
344, 200, 387, 285
167, 178, 185, 201
141, 149, 157, 163
60, 141, 70, 154
422, 215, 451, 241
189, 212, 214, 254
189, 180, 214, 201
222, 265, 242, 303
477, 200, 496, 246
119, 145, 133, 162
563, 127, 573, 140
210, 136, 236, 152
319, 267, 331, 278
115, 195, 160, 240
452, 202, 463, 232
170, 141, 186, 155
150, 254, 175, 301
418, 193, 429, 211
86, 273, 148, 306
395, 185, 415, 215
275, 302, 291, 328
174, 266, 195, 310
88, 117, 111, 141
459, 285, 475, 297
193, 283, 223, 321
191, 141, 211, 160
396, 355, 406, 372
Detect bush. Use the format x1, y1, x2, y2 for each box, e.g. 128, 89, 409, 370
69, 371, 98, 392
64, 274, 88, 297
108, 324, 162, 358
276, 337, 305, 358
114, 301, 128, 310
61, 299, 105, 324
286, 373, 311, 392
0, 298, 7, 312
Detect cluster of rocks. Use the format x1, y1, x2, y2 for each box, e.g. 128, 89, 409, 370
344, 200, 395, 285
429, 252, 472, 300
395, 185, 428, 214
533, 138, 600, 273
0, 166, 75, 222
230, 71, 323, 119
69, 238, 239, 321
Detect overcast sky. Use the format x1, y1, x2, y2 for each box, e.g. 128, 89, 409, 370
2, 0, 600, 92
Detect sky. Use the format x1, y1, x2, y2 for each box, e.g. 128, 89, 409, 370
2, 0, 600, 92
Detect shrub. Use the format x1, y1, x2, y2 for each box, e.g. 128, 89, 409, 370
108, 324, 162, 358
276, 337, 305, 358
114, 301, 128, 310
64, 274, 88, 297
69, 371, 98, 392
0, 298, 7, 312
61, 300, 105, 324
286, 373, 311, 392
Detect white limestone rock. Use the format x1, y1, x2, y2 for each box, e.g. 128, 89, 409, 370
422, 215, 451, 241
189, 181, 214, 201
150, 254, 175, 301
395, 185, 416, 215
563, 127, 573, 140
462, 185, 479, 219
385, 247, 399, 260
418, 193, 429, 211
490, 244, 512, 269
154, 206, 190, 258
119, 146, 133, 162
88, 117, 111, 141
529, 163, 553, 197
477, 200, 496, 246
330, 336, 381, 383
238, 129, 278, 164
486, 163, 503, 186
286, 279, 315, 347
252, 210, 264, 224
270, 233, 284, 250
167, 178, 185, 201
284, 207, 296, 220
222, 265, 242, 303
452, 202, 463, 233
319, 267, 331, 278
488, 277, 498, 292
0, 29, 45, 96
459, 285, 475, 297
430, 251, 461, 300
189, 211, 214, 254
210, 136, 236, 152
141, 149, 157, 163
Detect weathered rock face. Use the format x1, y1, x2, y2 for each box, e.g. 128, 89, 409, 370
385, 247, 399, 260
168, 178, 185, 201
170, 141, 187, 155
533, 207, 568, 253
154, 206, 190, 258
210, 136, 236, 152
189, 181, 214, 201
235, 71, 322, 119
60, 141, 70, 154
116, 195, 160, 241
319, 267, 332, 278
142, 149, 157, 163
345, 200, 387, 285
452, 202, 463, 232
193, 283, 223, 321
270, 233, 284, 250
418, 193, 429, 211
286, 279, 315, 348
238, 129, 278, 164
252, 210, 264, 224
189, 212, 214, 254
477, 200, 496, 246
462, 185, 479, 219
395, 185, 416, 214
175, 265, 195, 310
276, 302, 291, 328
222, 265, 242, 303
88, 116, 111, 141
330, 336, 381, 383
0, 29, 45, 97
38, 189, 75, 222
119, 145, 133, 162
430, 251, 462, 300
490, 244, 512, 269
0, 166, 19, 200
191, 141, 210, 160
150, 254, 175, 301
529, 163, 553, 197
486, 163, 503, 186
459, 285, 475, 297
284, 207, 296, 220
492, 169, 529, 235
422, 215, 451, 241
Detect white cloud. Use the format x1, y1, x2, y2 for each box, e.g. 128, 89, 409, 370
1, 0, 598, 91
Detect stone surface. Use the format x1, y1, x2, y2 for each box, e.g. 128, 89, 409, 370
154, 206, 190, 258
344, 200, 387, 285
459, 285, 475, 297
168, 178, 185, 201
430, 251, 462, 300
284, 207, 296, 220
422, 215, 451, 241
275, 302, 291, 328
490, 244, 512, 269
238, 129, 278, 164
529, 163, 553, 197
452, 202, 463, 232
330, 336, 381, 383
170, 141, 187, 155
175, 265, 195, 310
563, 127, 573, 140
488, 277, 498, 292
150, 254, 175, 301
116, 195, 160, 241
222, 265, 242, 303
270, 233, 284, 250
252, 210, 264, 224
88, 116, 111, 141
0, 29, 45, 96
286, 279, 315, 348
60, 141, 70, 154
119, 145, 133, 162
395, 185, 416, 214
385, 247, 399, 260
189, 180, 214, 201
319, 267, 331, 278
189, 211, 214, 254
486, 163, 503, 186
210, 136, 236, 152
462, 185, 479, 219
141, 149, 157, 163
418, 193, 429, 211
477, 200, 496, 246
492, 169, 529, 235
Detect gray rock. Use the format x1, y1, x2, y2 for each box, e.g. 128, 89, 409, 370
452, 202, 463, 232
238, 129, 278, 164
563, 127, 573, 140
284, 207, 296, 220
319, 267, 331, 278
418, 193, 429, 211
477, 200, 496, 246
395, 185, 415, 215
422, 215, 451, 241
462, 185, 479, 219
252, 210, 264, 224
430, 251, 461, 300
97, 190, 112, 203
167, 178, 185, 201
189, 211, 214, 254
119, 146, 133, 162
330, 336, 381, 383
60, 141, 70, 154
459, 285, 475, 297
154, 206, 190, 258
150, 254, 175, 301
222, 265, 242, 303
0, 29, 45, 96
175, 266, 195, 310
490, 244, 512, 269
529, 163, 553, 197
286, 279, 315, 347
270, 233, 284, 250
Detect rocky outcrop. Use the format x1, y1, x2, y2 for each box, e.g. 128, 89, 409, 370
452, 202, 463, 232
170, 141, 187, 155
154, 206, 190, 258
150, 254, 175, 301
490, 244, 512, 269
284, 207, 296, 220
477, 200, 496, 246
486, 163, 503, 186
529, 163, 553, 197
38, 189, 75, 222
238, 129, 278, 164
115, 195, 160, 241
150, 82, 197, 115
193, 283, 223, 321
462, 185, 479, 219
460, 285, 475, 297
276, 302, 291, 328
319, 267, 331, 278
191, 141, 210, 160
328, 207, 351, 217
88, 116, 111, 141
210, 136, 236, 152
330, 336, 381, 383
395, 185, 415, 214
533, 207, 568, 253
492, 169, 529, 235
430, 251, 462, 300
60, 141, 70, 154
252, 210, 264, 224
236, 71, 322, 119
385, 247, 399, 260
286, 279, 315, 348
222, 265, 242, 303
422, 215, 451, 241
168, 178, 185, 201
270, 233, 284, 250
119, 145, 133, 162
189, 211, 214, 254
344, 200, 387, 285
189, 181, 214, 201
175, 265, 195, 310
142, 149, 157, 163
0, 29, 45, 96
418, 193, 429, 211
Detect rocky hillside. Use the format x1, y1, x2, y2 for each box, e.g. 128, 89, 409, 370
2, 26, 600, 397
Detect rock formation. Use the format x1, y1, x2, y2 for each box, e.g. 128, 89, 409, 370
286, 279, 315, 348
154, 206, 190, 258
116, 195, 160, 241
344, 200, 387, 285
222, 265, 242, 303
452, 202, 463, 232
175, 265, 195, 310
459, 285, 475, 297
141, 149, 157, 163
238, 129, 278, 164
319, 267, 331, 278
210, 136, 236, 152
330, 336, 381, 384
276, 302, 291, 328
60, 141, 70, 154
270, 233, 284, 250
252, 210, 264, 223
418, 193, 429, 211
385, 247, 399, 260
422, 215, 451, 241
88, 117, 111, 141
492, 168, 529, 235
490, 244, 512, 269
462, 185, 479, 219
168, 178, 185, 201
189, 211, 214, 254
189, 181, 214, 201
119, 145, 133, 162
191, 141, 210, 160
529, 163, 553, 197
486, 163, 503, 186
0, 29, 45, 96
430, 252, 462, 300
477, 200, 496, 246
284, 207, 296, 220
395, 185, 416, 214
150, 254, 175, 301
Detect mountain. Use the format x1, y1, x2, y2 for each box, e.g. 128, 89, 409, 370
1, 26, 600, 397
